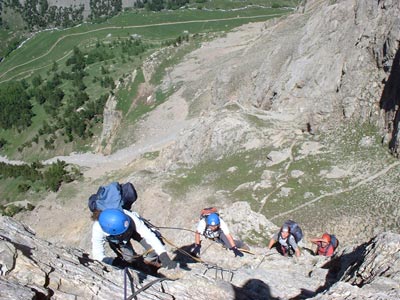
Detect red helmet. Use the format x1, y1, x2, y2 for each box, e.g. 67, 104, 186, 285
322, 233, 331, 243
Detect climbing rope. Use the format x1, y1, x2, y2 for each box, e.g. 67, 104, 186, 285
156, 226, 197, 234
124, 267, 128, 300
118, 220, 271, 299
161, 235, 242, 282
161, 235, 205, 263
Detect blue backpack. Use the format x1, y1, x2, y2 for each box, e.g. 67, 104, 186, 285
329, 234, 339, 249
88, 182, 137, 212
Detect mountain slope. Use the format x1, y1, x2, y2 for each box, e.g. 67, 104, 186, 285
3, 0, 400, 298
13, 0, 400, 251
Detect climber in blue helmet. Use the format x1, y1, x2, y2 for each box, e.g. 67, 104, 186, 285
190, 211, 245, 258
91, 208, 177, 270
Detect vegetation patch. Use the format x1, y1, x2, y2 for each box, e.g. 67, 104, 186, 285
143, 151, 160, 160
243, 228, 269, 246
164, 147, 273, 201
0, 160, 81, 209
0, 202, 35, 217
116, 68, 146, 114
0, 4, 292, 160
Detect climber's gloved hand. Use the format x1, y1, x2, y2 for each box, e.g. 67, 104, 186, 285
230, 246, 244, 257
190, 243, 201, 257
159, 252, 177, 269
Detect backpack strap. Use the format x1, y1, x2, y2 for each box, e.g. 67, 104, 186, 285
278, 232, 295, 249
318, 241, 334, 256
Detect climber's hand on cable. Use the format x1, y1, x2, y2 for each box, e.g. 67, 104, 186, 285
190, 244, 201, 257
230, 246, 244, 257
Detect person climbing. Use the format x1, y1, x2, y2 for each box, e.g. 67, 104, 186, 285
91, 208, 177, 270
191, 212, 244, 258
267, 223, 301, 257
310, 233, 338, 257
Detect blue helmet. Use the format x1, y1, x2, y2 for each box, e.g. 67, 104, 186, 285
207, 213, 220, 226
99, 209, 131, 235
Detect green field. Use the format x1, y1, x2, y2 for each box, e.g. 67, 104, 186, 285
0, 8, 291, 82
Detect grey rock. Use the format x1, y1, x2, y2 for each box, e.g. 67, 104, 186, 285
291, 170, 304, 178
2, 215, 400, 299
161, 0, 400, 156
163, 111, 267, 166
310, 232, 400, 300
342, 232, 400, 286
0, 241, 16, 276
0, 279, 36, 300
0, 216, 166, 299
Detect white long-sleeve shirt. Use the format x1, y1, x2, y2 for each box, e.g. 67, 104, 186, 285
91, 210, 166, 261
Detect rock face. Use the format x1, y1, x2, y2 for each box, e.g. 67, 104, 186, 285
161, 0, 400, 162
0, 216, 131, 299
310, 232, 400, 300
1, 215, 400, 299
163, 110, 269, 166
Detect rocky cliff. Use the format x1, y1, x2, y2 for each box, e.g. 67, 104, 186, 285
12, 0, 399, 257
1, 216, 399, 299
160, 0, 400, 161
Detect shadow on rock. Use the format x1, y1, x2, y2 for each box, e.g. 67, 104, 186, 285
78, 253, 96, 267
379, 47, 400, 155
233, 279, 278, 300
172, 243, 201, 269
108, 257, 160, 278
289, 241, 369, 299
